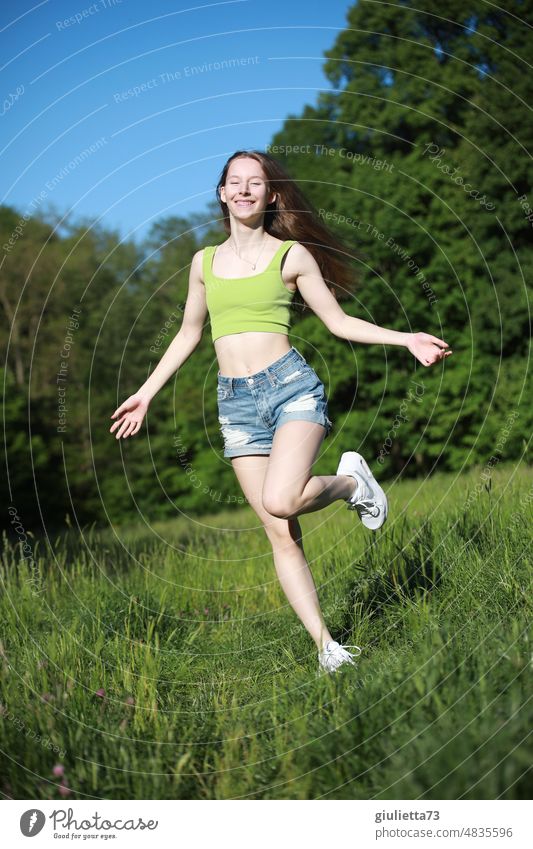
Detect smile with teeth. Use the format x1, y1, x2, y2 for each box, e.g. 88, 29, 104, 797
235, 200, 255, 205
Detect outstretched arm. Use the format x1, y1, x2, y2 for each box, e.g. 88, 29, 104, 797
110, 250, 208, 439
140, 249, 207, 399
290, 244, 452, 367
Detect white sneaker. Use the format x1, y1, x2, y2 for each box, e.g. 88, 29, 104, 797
336, 451, 388, 530
318, 640, 362, 674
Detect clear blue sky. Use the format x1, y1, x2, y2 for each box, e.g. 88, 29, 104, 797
1, 0, 354, 245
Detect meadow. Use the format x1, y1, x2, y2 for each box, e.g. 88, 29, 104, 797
1, 460, 531, 800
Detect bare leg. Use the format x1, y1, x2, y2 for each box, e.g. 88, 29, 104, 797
262, 420, 358, 519
230, 454, 334, 651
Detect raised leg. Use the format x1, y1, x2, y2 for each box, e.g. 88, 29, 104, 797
262, 420, 357, 519
230, 454, 334, 651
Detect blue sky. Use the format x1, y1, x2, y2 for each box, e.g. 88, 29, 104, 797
1, 0, 354, 245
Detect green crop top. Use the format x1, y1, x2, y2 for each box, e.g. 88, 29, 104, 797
202, 240, 298, 342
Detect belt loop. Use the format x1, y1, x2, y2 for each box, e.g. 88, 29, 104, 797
229, 377, 235, 396
267, 368, 276, 387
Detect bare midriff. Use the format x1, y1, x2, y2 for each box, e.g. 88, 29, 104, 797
215, 331, 294, 378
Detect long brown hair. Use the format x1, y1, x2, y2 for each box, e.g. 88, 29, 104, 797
215, 150, 358, 312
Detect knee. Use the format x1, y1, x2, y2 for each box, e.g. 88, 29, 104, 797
262, 492, 299, 519
263, 516, 301, 547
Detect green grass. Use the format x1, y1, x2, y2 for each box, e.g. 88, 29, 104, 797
1, 461, 531, 800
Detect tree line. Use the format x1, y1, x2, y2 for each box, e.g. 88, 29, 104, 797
2, 0, 531, 533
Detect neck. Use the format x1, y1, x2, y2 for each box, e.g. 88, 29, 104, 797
228, 222, 267, 251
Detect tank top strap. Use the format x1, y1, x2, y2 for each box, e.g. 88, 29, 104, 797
271, 239, 297, 270
203, 240, 297, 282
202, 245, 216, 283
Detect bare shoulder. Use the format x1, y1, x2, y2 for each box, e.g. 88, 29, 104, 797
287, 241, 315, 262
283, 241, 320, 276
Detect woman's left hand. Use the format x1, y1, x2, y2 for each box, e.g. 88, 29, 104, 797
406, 332, 453, 367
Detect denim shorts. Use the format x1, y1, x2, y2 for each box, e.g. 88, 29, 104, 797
216, 346, 333, 458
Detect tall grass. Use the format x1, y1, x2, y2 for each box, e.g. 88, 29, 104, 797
1, 461, 531, 799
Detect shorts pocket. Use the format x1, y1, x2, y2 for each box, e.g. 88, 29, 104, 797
275, 362, 314, 387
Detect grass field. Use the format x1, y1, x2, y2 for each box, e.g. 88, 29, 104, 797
1, 461, 531, 800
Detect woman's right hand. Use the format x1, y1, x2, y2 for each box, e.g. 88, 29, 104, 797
110, 393, 150, 439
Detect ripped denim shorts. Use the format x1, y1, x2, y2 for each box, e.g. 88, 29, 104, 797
216, 346, 333, 458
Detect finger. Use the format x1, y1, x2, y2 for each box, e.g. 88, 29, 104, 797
115, 419, 131, 439
110, 415, 126, 433
112, 402, 132, 419
131, 421, 142, 436
430, 336, 449, 349
123, 420, 136, 439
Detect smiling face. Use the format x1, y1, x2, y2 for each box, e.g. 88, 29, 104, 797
219, 157, 277, 221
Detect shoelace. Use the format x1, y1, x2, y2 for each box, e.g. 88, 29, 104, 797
344, 472, 380, 518
338, 643, 363, 657
349, 497, 380, 518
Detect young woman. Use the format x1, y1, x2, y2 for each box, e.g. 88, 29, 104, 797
110, 150, 452, 674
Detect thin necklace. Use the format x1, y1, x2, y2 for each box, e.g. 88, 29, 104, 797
228, 233, 268, 270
